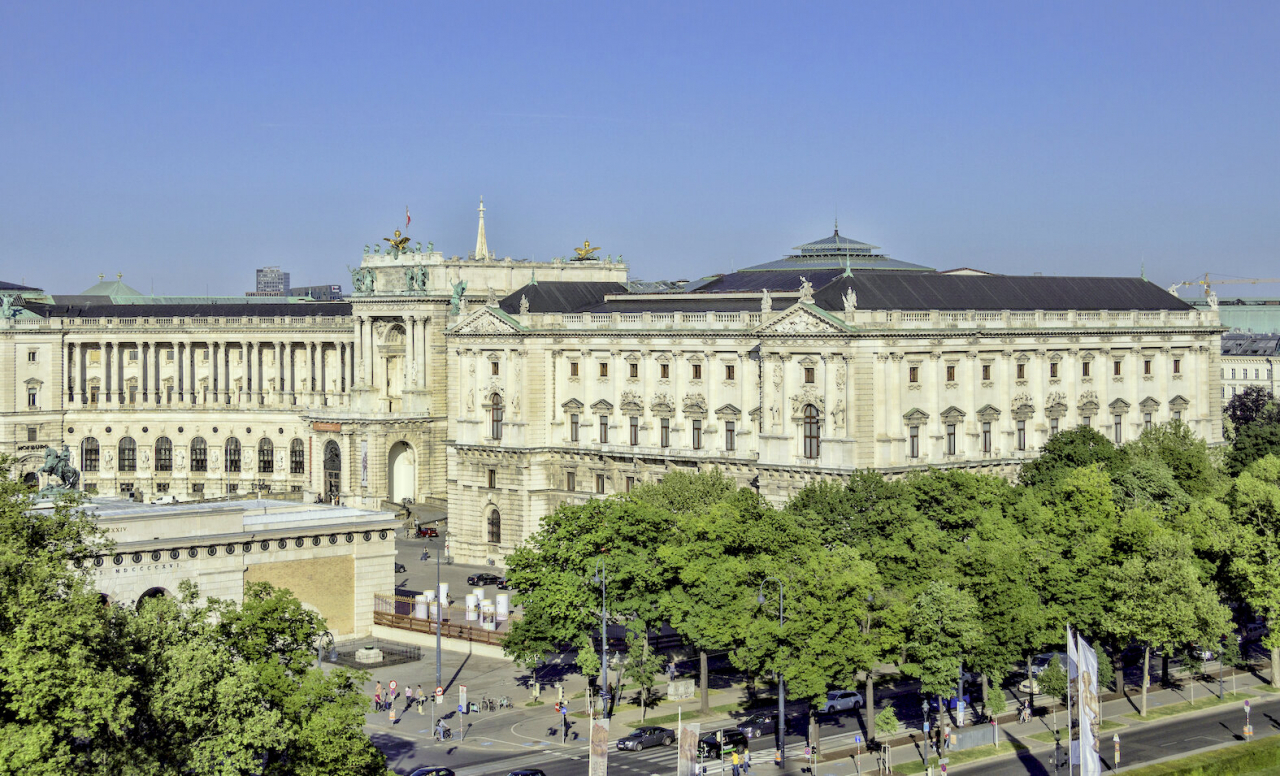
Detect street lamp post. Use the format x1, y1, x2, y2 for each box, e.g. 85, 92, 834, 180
435, 527, 450, 694
592, 558, 610, 719
758, 578, 786, 768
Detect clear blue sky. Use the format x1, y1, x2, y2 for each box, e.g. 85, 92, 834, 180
2, 1, 1277, 296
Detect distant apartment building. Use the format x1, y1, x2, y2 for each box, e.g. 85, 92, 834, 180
291, 284, 344, 301
1221, 332, 1278, 399
254, 266, 290, 296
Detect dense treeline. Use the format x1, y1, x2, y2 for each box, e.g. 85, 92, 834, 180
0, 461, 389, 776
505, 388, 1280, 752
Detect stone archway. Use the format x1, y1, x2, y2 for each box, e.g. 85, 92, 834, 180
387, 441, 416, 504
136, 586, 171, 611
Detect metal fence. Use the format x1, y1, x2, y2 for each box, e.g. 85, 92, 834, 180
372, 593, 515, 647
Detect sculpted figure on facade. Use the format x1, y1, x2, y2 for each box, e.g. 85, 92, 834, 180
519, 295, 530, 315
761, 289, 772, 313
486, 286, 499, 307
842, 287, 857, 314
174, 447, 185, 471
449, 280, 468, 315
798, 277, 814, 304
832, 398, 846, 428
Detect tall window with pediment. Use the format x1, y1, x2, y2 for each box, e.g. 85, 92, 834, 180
802, 404, 820, 459
490, 394, 504, 440
81, 437, 100, 472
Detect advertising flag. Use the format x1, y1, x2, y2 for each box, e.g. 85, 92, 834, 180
588, 717, 610, 776
1077, 633, 1102, 776
406, 206, 411, 228
1067, 626, 1079, 765
676, 721, 701, 776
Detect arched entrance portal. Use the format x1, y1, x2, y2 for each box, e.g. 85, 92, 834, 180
136, 587, 170, 611
323, 441, 341, 501
21, 471, 38, 489
387, 441, 416, 504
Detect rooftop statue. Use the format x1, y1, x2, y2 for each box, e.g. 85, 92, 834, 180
761, 289, 772, 313
0, 293, 20, 319
799, 277, 814, 304
450, 279, 468, 315
486, 286, 499, 307
842, 286, 858, 313
383, 230, 411, 259
37, 444, 79, 497
573, 240, 602, 261
519, 294, 530, 315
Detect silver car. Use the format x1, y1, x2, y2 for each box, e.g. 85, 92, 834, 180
821, 690, 864, 714
616, 726, 675, 751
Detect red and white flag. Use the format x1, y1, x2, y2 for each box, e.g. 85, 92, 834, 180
405, 206, 411, 228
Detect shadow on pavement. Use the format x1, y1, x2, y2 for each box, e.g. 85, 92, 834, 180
368, 731, 417, 773
1002, 731, 1051, 776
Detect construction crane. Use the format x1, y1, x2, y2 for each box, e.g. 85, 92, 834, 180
1169, 274, 1280, 298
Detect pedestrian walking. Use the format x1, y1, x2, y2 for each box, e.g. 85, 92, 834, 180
405, 685, 413, 712
743, 749, 751, 774
731, 750, 740, 776
374, 681, 383, 712
417, 684, 425, 714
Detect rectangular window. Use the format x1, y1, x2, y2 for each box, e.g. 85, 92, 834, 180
725, 421, 736, 451
27, 350, 36, 362
1016, 420, 1026, 451
1050, 416, 1059, 436
946, 424, 957, 455
982, 422, 991, 453
629, 416, 638, 446
227, 483, 238, 494
155, 482, 169, 494
1173, 410, 1182, 422
692, 420, 702, 450
630, 362, 639, 378
570, 414, 579, 442
599, 416, 609, 444
909, 426, 920, 459
1113, 415, 1123, 444
166, 350, 174, 362
90, 387, 99, 404
128, 349, 138, 361
191, 482, 204, 494
1082, 361, 1091, 377
1016, 363, 1026, 379
599, 362, 608, 378
626, 476, 634, 492
692, 364, 702, 380
491, 361, 499, 375
909, 366, 919, 383
1083, 414, 1091, 427
128, 387, 137, 404
566, 472, 576, 492
660, 418, 670, 448
1231, 368, 1237, 379
946, 365, 956, 382
27, 387, 37, 407
725, 364, 735, 381
804, 367, 815, 384
1144, 360, 1152, 375
487, 469, 496, 489
1050, 362, 1059, 379
660, 363, 670, 379
27, 426, 37, 442
1114, 360, 1122, 376
570, 361, 579, 377
596, 474, 605, 494
982, 364, 991, 380
1144, 412, 1153, 429
119, 482, 133, 495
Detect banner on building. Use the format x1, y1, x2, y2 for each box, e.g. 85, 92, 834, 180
1076, 632, 1102, 776
676, 721, 701, 776
588, 718, 610, 776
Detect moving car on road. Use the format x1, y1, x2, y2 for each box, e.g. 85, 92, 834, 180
616, 726, 675, 751
697, 729, 749, 758
737, 710, 780, 739
821, 690, 864, 714
408, 769, 454, 776
467, 572, 502, 586
505, 771, 548, 776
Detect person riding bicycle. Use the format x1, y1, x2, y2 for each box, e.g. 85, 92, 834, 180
435, 718, 450, 740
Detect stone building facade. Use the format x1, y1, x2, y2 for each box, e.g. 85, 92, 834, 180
0, 219, 1225, 566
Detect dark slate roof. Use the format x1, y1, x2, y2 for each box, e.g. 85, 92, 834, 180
686, 268, 848, 294
28, 301, 352, 318
498, 282, 629, 315
0, 280, 40, 291
810, 273, 1194, 312
794, 231, 882, 253
1221, 333, 1280, 356
586, 298, 761, 314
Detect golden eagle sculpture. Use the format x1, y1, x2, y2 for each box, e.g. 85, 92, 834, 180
573, 240, 602, 260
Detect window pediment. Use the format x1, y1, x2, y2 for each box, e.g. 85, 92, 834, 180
977, 404, 1001, 421
903, 408, 930, 426
940, 406, 966, 423
683, 393, 708, 419
1045, 402, 1068, 419
561, 398, 583, 412
590, 399, 614, 414
1169, 394, 1190, 410
1139, 396, 1160, 412
715, 404, 741, 420
1109, 398, 1131, 413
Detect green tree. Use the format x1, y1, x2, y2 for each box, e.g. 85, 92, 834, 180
1226, 422, 1280, 476
1226, 455, 1280, 686
1224, 386, 1277, 437
903, 581, 984, 742
875, 706, 900, 772
1036, 658, 1068, 703
1018, 427, 1129, 490
1104, 531, 1232, 715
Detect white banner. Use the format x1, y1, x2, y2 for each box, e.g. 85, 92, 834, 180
1077, 633, 1102, 776
589, 717, 610, 776
1067, 626, 1079, 765
676, 721, 701, 776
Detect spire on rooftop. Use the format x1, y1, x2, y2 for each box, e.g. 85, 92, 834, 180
475, 197, 493, 260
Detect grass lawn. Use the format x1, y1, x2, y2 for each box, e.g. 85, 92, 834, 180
1123, 691, 1253, 722
1027, 718, 1125, 744
890, 741, 1028, 775
1251, 683, 1280, 693
1119, 734, 1280, 774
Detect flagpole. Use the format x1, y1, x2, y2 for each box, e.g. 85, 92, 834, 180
1066, 625, 1074, 776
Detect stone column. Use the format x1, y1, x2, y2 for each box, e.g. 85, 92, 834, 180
277, 341, 286, 406
79, 342, 89, 404
320, 342, 328, 406
189, 341, 197, 403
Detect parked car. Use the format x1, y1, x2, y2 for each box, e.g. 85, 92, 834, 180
1030, 652, 1067, 677
1189, 643, 1215, 661
616, 726, 675, 751
497, 577, 513, 591
821, 690, 864, 714
929, 693, 971, 711
409, 768, 455, 776
697, 729, 749, 758
1244, 623, 1270, 641
394, 562, 407, 574
506, 771, 548, 776
467, 572, 502, 586
737, 711, 780, 739
424, 526, 439, 538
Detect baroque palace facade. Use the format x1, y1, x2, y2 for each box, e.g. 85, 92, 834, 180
1, 210, 1225, 565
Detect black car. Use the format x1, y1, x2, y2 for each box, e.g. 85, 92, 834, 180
408, 769, 454, 776
496, 577, 513, 591
394, 562, 407, 574
506, 771, 547, 776
698, 729, 749, 758
467, 572, 502, 586
617, 726, 675, 751
737, 710, 780, 739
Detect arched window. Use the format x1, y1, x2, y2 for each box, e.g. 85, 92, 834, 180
802, 404, 821, 459
290, 438, 305, 474
487, 510, 501, 544
490, 393, 504, 440
81, 437, 100, 472
190, 437, 207, 472
118, 437, 137, 472
258, 438, 274, 473
225, 438, 241, 473
155, 437, 173, 472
